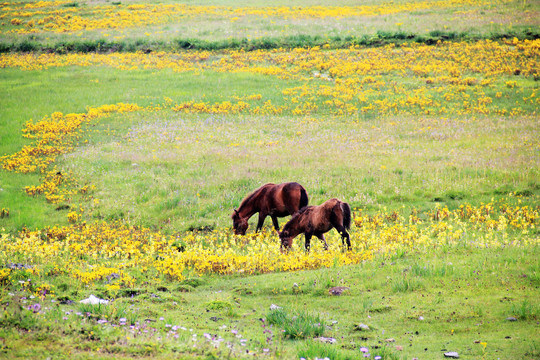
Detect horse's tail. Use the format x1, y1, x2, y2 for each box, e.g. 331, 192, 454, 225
299, 187, 309, 210
341, 201, 351, 230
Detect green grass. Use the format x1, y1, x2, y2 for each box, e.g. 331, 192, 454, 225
2, 27, 540, 54
0, 0, 538, 52
267, 307, 326, 339
1, 64, 538, 232
0, 1, 538, 358
0, 246, 538, 359
63, 110, 538, 232
0, 66, 304, 231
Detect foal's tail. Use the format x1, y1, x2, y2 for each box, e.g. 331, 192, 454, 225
299, 187, 309, 210
341, 202, 351, 230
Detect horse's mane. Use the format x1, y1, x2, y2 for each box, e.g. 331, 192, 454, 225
293, 205, 312, 217
282, 205, 312, 231
238, 184, 273, 211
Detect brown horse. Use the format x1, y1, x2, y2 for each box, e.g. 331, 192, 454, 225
279, 198, 351, 251
232, 182, 309, 235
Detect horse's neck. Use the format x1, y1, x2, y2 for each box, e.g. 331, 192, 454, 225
238, 193, 261, 219
288, 225, 303, 239
285, 216, 304, 238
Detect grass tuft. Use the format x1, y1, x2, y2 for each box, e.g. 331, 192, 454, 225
267, 308, 325, 339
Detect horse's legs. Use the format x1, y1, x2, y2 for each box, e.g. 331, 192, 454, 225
314, 232, 328, 250
331, 209, 351, 250
256, 213, 267, 233
271, 215, 280, 232
335, 225, 351, 250
304, 232, 312, 252
343, 231, 351, 250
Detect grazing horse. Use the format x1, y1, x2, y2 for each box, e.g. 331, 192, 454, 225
279, 198, 351, 251
232, 182, 309, 235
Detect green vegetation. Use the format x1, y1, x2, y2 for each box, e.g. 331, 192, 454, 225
1, 65, 537, 232
1, 0, 538, 53
1, 28, 539, 54
0, 247, 538, 359
0, 0, 538, 359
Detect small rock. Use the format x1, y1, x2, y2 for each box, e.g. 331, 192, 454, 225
506, 317, 517, 321
315, 336, 337, 344
328, 286, 349, 296
354, 323, 370, 331
444, 352, 459, 358
79, 294, 108, 305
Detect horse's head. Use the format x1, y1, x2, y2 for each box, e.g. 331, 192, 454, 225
232, 209, 249, 235
279, 229, 293, 249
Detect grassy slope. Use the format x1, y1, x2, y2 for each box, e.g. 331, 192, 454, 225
0, 0, 538, 49
2, 66, 538, 232
0, 1, 538, 359
1, 246, 538, 359
67, 111, 538, 232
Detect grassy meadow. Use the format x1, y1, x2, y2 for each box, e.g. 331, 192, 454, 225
0, 0, 539, 359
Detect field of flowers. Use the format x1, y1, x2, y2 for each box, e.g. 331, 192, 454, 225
0, 202, 538, 358
1, 200, 538, 282
0, 0, 539, 359
1, 39, 538, 118
1, 37, 538, 231
1, 0, 537, 50
1, 0, 531, 35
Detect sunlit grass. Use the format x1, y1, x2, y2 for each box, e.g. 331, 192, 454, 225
0, 0, 537, 48
1, 39, 538, 231
0, 2, 538, 358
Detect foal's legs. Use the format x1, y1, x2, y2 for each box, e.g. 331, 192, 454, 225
314, 232, 329, 250
331, 210, 351, 250
335, 224, 351, 250
304, 232, 312, 251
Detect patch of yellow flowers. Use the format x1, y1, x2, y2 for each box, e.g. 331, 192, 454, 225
1, 39, 538, 117
0, 201, 537, 291
1, 0, 514, 34
0, 103, 142, 204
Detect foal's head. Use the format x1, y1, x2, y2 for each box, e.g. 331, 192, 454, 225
279, 208, 307, 249
232, 209, 249, 235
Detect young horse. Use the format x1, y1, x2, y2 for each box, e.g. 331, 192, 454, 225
232, 182, 309, 235
279, 198, 351, 251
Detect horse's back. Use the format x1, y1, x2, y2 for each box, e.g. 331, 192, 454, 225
321, 198, 341, 210
313, 198, 350, 230
242, 182, 306, 216
269, 182, 308, 214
